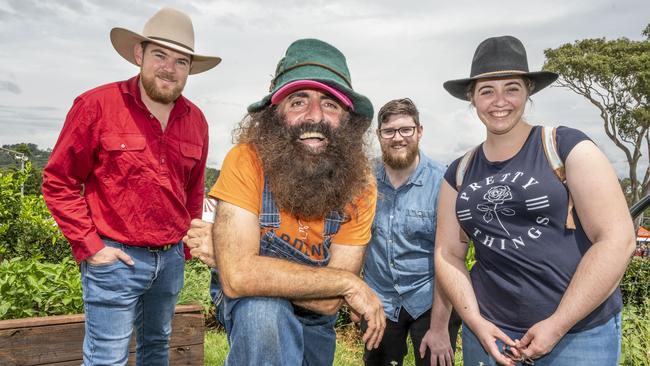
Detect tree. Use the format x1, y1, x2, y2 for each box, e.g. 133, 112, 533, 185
204, 167, 220, 195
543, 26, 650, 204
0, 143, 48, 196
1, 143, 51, 169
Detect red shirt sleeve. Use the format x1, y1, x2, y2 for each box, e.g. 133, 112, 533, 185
42, 97, 105, 262
185, 113, 209, 219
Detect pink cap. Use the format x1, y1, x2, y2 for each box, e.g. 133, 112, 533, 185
270, 80, 354, 109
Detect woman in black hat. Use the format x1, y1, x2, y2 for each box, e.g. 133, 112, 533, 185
433, 36, 635, 365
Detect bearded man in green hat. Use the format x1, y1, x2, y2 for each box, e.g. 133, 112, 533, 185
184, 38, 385, 365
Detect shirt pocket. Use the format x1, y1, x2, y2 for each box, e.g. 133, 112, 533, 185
403, 209, 435, 239
179, 141, 202, 181
101, 134, 146, 152
99, 134, 147, 180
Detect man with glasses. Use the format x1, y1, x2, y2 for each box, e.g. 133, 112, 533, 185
361, 98, 461, 366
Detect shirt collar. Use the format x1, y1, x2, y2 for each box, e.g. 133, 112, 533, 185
407, 151, 427, 187
120, 75, 190, 117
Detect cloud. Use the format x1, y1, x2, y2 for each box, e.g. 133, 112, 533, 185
4, 0, 87, 19
0, 81, 20, 94
0, 105, 62, 127
0, 0, 647, 177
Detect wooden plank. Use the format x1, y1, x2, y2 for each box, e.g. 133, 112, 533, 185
42, 344, 203, 366
0, 313, 84, 330
173, 304, 204, 314
0, 307, 203, 366
0, 305, 202, 330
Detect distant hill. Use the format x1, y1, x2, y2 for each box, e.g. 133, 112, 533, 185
0, 143, 51, 170
1, 142, 220, 195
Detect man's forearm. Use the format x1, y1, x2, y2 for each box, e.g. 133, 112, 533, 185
218, 253, 360, 300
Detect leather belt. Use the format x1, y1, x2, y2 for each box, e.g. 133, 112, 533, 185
146, 244, 174, 252
99, 236, 176, 252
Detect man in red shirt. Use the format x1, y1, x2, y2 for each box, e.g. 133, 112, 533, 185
42, 7, 219, 365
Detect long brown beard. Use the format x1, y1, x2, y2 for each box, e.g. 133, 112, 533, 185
235, 106, 373, 220
141, 71, 184, 104
381, 140, 419, 169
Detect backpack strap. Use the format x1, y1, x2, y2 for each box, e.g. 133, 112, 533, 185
541, 126, 576, 230
455, 145, 479, 243
455, 146, 478, 191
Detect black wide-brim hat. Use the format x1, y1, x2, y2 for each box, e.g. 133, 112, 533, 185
443, 35, 558, 101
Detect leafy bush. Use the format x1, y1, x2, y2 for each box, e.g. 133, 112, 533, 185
336, 305, 354, 328
465, 241, 476, 270
0, 256, 216, 321
177, 258, 213, 313
0, 168, 23, 260
0, 165, 70, 263
620, 257, 650, 307
619, 258, 650, 365
0, 256, 83, 320
620, 300, 650, 366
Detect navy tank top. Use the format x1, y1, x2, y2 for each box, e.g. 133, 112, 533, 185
444, 126, 622, 333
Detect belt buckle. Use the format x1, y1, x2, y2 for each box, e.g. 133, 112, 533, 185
148, 244, 173, 252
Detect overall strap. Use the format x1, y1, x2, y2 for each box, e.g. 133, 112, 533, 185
541, 126, 576, 230
455, 146, 478, 243
323, 211, 345, 238
259, 175, 281, 229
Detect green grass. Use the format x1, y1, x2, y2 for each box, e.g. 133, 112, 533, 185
204, 330, 229, 365
202, 327, 370, 365
203, 326, 464, 366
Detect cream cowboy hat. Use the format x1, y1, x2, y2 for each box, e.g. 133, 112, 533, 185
110, 7, 221, 75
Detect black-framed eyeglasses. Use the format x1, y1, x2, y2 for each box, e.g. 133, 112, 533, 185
378, 126, 418, 139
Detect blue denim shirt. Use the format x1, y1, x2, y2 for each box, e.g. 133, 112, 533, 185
363, 151, 445, 321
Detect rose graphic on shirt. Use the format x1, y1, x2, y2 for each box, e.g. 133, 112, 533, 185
477, 185, 516, 236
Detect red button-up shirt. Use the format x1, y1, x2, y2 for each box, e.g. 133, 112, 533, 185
43, 76, 208, 262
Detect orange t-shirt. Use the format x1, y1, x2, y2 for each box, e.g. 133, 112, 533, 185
209, 144, 377, 260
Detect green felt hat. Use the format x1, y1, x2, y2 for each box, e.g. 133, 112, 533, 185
247, 38, 374, 119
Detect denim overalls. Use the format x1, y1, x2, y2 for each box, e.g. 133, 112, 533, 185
210, 177, 345, 365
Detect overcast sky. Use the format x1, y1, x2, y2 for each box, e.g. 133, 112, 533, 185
0, 0, 648, 178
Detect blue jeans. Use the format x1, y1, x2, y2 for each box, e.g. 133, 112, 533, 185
462, 313, 621, 366
80, 238, 185, 366
220, 296, 337, 366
